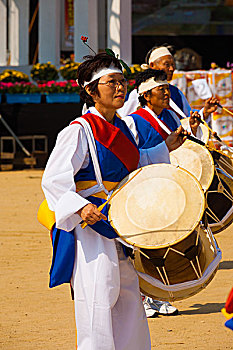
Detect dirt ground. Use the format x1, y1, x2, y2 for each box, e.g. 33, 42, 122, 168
0, 169, 232, 350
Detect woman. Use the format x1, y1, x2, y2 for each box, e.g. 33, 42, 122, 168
124, 68, 202, 149
41, 52, 186, 350
123, 68, 201, 318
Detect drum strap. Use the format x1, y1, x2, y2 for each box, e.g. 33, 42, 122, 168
133, 107, 173, 139
169, 98, 187, 120
76, 118, 110, 198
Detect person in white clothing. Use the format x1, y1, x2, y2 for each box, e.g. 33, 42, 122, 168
41, 52, 187, 350
118, 45, 218, 318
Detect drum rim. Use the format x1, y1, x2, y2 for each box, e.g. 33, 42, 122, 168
109, 163, 206, 249
170, 140, 215, 193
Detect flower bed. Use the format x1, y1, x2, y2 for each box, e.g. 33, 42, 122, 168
0, 62, 141, 104
0, 81, 40, 94
37, 80, 79, 94
0, 69, 29, 83
59, 62, 80, 80
0, 80, 80, 104
31, 62, 59, 82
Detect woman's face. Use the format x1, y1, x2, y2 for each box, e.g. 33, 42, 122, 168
91, 73, 127, 111
145, 84, 170, 114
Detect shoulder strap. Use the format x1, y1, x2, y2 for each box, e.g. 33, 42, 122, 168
71, 118, 109, 197
132, 108, 172, 139
81, 113, 139, 172
169, 98, 187, 120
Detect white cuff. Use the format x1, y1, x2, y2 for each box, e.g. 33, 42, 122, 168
139, 141, 170, 167
55, 191, 90, 231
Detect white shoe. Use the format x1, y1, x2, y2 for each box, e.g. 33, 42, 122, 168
147, 298, 178, 316
143, 298, 159, 318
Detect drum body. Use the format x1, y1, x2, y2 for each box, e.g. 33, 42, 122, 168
170, 141, 233, 234
135, 225, 219, 301
109, 164, 221, 301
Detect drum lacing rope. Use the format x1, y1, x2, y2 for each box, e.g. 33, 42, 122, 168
206, 225, 218, 253
195, 226, 203, 277
155, 267, 174, 300
163, 227, 203, 280
215, 166, 233, 182
206, 206, 222, 225
218, 156, 233, 174
215, 169, 233, 201
205, 168, 233, 224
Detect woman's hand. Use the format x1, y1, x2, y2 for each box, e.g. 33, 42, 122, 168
77, 203, 107, 225
189, 110, 201, 136
165, 125, 188, 152
203, 97, 219, 119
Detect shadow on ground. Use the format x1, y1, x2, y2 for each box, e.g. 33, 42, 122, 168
180, 302, 225, 315
218, 260, 233, 270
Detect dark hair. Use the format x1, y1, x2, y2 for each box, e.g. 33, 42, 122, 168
77, 52, 122, 107
136, 69, 167, 106
145, 44, 174, 65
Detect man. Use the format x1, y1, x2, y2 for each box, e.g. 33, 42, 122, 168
118, 44, 218, 121
123, 68, 202, 318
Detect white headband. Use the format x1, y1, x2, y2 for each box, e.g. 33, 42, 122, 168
76, 64, 122, 87
138, 77, 168, 95
141, 47, 172, 70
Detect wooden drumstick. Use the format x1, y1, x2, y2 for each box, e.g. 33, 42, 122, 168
81, 168, 142, 229
195, 115, 233, 157
180, 131, 206, 146
215, 102, 233, 117
195, 116, 222, 142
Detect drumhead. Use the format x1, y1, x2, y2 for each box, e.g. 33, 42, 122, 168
181, 117, 210, 144
109, 164, 205, 248
170, 141, 215, 192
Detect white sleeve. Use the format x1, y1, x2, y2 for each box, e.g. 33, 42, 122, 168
117, 89, 140, 118
139, 141, 170, 167
41, 124, 91, 231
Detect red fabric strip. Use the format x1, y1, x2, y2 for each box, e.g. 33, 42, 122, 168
134, 108, 171, 140
226, 287, 233, 314
70, 114, 139, 172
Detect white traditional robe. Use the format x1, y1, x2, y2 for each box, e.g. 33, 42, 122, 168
42, 107, 170, 350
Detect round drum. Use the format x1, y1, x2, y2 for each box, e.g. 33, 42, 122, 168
170, 141, 233, 234
109, 164, 221, 301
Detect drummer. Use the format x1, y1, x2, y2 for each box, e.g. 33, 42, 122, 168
124, 68, 202, 150
41, 51, 187, 350
123, 68, 201, 318
118, 44, 219, 120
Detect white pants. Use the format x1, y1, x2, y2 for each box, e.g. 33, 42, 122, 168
71, 226, 151, 350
